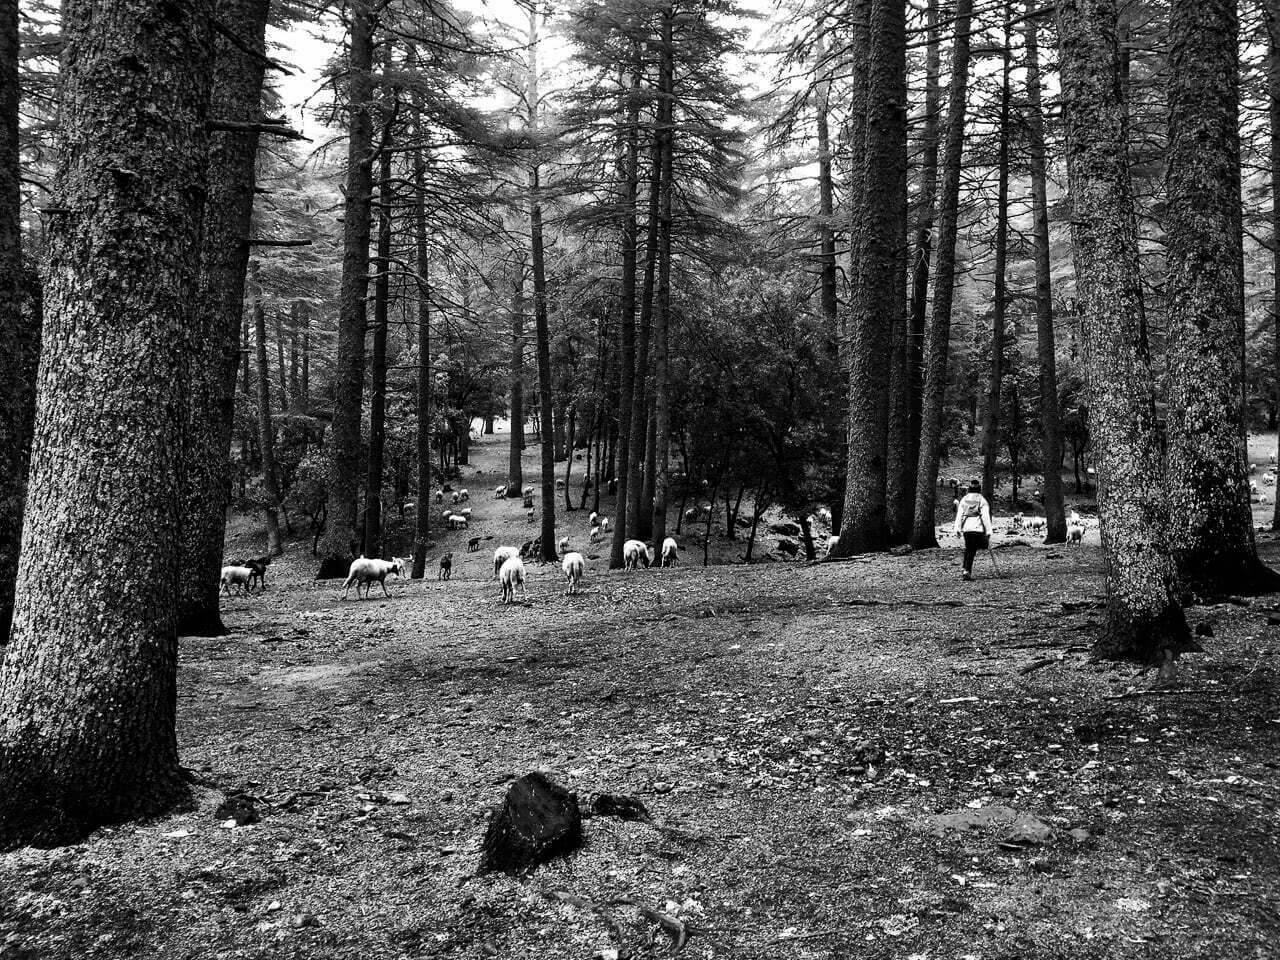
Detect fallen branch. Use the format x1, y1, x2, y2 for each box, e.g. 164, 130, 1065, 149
1018, 657, 1061, 676
208, 119, 309, 141
1103, 688, 1223, 701
250, 238, 313, 247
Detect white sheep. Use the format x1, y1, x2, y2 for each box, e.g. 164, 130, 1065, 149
600, 516, 611, 533
460, 507, 473, 519
1069, 510, 1081, 525
499, 555, 527, 604
448, 513, 469, 530
589, 525, 601, 543
1025, 516, 1047, 533
660, 536, 678, 567
826, 534, 840, 556
1067, 523, 1085, 545
523, 485, 534, 498
562, 551, 585, 594
589, 510, 598, 525
451, 492, 460, 504
623, 539, 652, 570
493, 485, 506, 498
342, 556, 404, 600
558, 535, 570, 555
459, 488, 469, 502
493, 545, 518, 579
220, 565, 253, 596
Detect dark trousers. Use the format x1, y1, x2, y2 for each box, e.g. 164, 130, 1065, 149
962, 532, 987, 573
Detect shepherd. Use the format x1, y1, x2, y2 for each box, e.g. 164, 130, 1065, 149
953, 478, 993, 581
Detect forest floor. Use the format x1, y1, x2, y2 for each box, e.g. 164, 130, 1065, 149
2, 434, 1279, 960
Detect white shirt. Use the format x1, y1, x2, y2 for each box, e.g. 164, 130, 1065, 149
953, 493, 993, 536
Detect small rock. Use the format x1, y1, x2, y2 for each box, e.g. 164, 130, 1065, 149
292, 913, 320, 928
652, 781, 674, 795
214, 793, 259, 826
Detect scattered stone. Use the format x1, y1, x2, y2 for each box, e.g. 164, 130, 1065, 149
478, 772, 582, 875
214, 793, 259, 827
930, 805, 1055, 846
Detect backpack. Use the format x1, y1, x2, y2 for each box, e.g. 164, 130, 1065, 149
960, 494, 983, 520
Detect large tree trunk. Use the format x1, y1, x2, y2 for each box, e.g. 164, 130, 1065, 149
0, 0, 211, 849
364, 107, 393, 559
1269, 2, 1280, 535
610, 50, 642, 568
177, 0, 271, 634
650, 5, 676, 551
1164, 0, 1271, 595
834, 0, 905, 555
814, 33, 838, 332
507, 272, 525, 496
411, 116, 432, 579
0, 0, 35, 644
1055, 0, 1189, 661
981, 18, 1011, 506
910, 0, 974, 549
1024, 1, 1067, 544
317, 0, 375, 578
252, 272, 283, 557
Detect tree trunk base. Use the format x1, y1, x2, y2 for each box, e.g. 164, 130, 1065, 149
478, 772, 582, 876
1183, 557, 1280, 603
315, 554, 351, 580
177, 606, 228, 638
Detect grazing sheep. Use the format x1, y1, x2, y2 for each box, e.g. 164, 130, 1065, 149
459, 489, 469, 502
562, 551, 585, 594
342, 556, 405, 600
660, 536, 678, 567
600, 516, 611, 533
460, 507, 473, 519
555, 478, 565, 490
1067, 524, 1085, 545
228, 555, 271, 592
494, 485, 506, 499
523, 485, 534, 498
826, 534, 840, 556
435, 490, 443, 503
493, 545, 518, 578
468, 536, 481, 552
558, 535, 570, 556
1024, 516, 1047, 533
1069, 509, 1081, 526
451, 492, 460, 505
499, 555, 527, 604
220, 565, 253, 596
523, 496, 534, 509
448, 513, 469, 530
623, 539, 652, 570
589, 525, 601, 543
438, 552, 453, 579
589, 511, 598, 525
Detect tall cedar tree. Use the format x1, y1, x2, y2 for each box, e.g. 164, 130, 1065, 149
318, 0, 377, 577
1054, 0, 1189, 661
178, 0, 271, 634
1023, 0, 1066, 543
1269, 1, 1280, 535
411, 88, 433, 578
833, 0, 906, 555
1163, 0, 1274, 595
981, 12, 1011, 505
0, 0, 34, 644
252, 269, 284, 556
649, 2, 676, 550
0, 0, 212, 848
910, 0, 974, 549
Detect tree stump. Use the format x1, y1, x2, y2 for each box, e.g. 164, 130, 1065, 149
478, 773, 582, 875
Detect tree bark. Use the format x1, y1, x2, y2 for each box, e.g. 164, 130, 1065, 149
1164, 0, 1270, 595
177, 0, 271, 634
910, 0, 974, 549
0, 0, 35, 644
834, 0, 905, 555
252, 269, 283, 557
981, 15, 1011, 505
1268, 3, 1280, 534
1024, 0, 1067, 543
318, 0, 375, 577
508, 270, 525, 496
364, 91, 394, 559
411, 102, 432, 579
650, 3, 676, 553
1055, 0, 1189, 661
0, 0, 211, 848
610, 48, 642, 568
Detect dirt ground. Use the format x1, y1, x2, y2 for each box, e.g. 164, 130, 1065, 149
2, 433, 1278, 960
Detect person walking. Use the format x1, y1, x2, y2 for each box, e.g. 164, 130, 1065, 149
954, 478, 993, 581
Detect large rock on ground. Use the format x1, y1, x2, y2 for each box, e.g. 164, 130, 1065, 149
478, 773, 582, 875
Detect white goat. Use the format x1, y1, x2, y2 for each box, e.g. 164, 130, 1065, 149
623, 539, 652, 570
499, 555, 527, 604
220, 565, 253, 596
459, 488, 469, 502
561, 551, 585, 594
600, 516, 611, 533
493, 545, 518, 579
342, 556, 404, 600
589, 511, 598, 525
660, 537, 678, 567
589, 525, 601, 543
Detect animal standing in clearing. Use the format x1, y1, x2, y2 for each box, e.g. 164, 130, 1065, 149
561, 552, 585, 594
220, 565, 253, 596
438, 552, 453, 580
623, 539, 652, 571
660, 537, 678, 567
493, 545, 518, 579
342, 557, 405, 599
499, 555, 527, 604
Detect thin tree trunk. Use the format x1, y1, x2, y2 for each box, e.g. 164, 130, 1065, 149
1164, 0, 1271, 595
177, 0, 270, 633
1269, 2, 1280, 534
834, 0, 905, 555
411, 95, 432, 579
0, 0, 35, 643
363, 107, 393, 559
650, 3, 676, 553
0, 0, 211, 848
981, 17, 1011, 505
815, 33, 838, 331
1024, 0, 1067, 544
318, 0, 375, 577
910, 0, 974, 550
252, 270, 283, 556
274, 309, 289, 413
564, 405, 576, 512
289, 301, 301, 408
1055, 0, 1189, 661
508, 271, 525, 496
610, 48, 642, 568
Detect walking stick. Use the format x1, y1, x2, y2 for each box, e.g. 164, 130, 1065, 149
986, 540, 1003, 578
